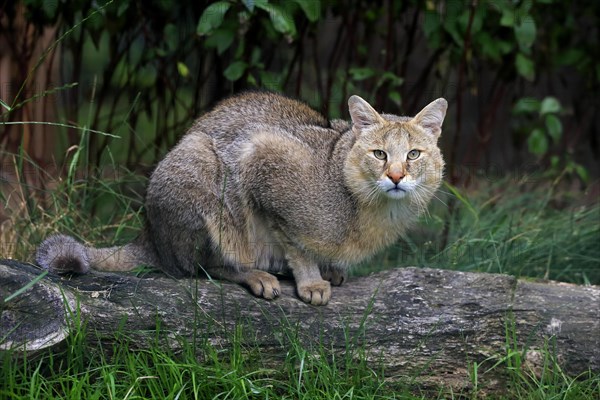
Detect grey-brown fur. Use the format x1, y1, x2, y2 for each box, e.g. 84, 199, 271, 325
36, 91, 447, 305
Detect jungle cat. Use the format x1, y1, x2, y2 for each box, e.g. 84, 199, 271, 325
36, 91, 447, 305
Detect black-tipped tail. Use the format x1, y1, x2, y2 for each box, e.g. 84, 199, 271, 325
36, 234, 90, 274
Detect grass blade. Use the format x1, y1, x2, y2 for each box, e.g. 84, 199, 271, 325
4, 270, 48, 303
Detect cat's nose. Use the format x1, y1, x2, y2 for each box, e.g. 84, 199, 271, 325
387, 164, 405, 184
387, 171, 404, 184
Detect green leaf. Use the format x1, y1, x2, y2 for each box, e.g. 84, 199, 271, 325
87, 7, 104, 32
349, 67, 375, 81
539, 96, 561, 115
177, 61, 190, 78
205, 29, 235, 54
43, 0, 59, 19
514, 16, 536, 53
550, 155, 560, 169
470, 6, 484, 34
575, 164, 590, 184
247, 73, 258, 86
224, 61, 247, 81
558, 48, 585, 67
518, 0, 533, 15
388, 91, 401, 105
135, 64, 158, 88
381, 71, 403, 87
544, 114, 562, 143
259, 71, 283, 91
197, 2, 231, 36
242, 0, 255, 12
293, 0, 321, 22
423, 10, 441, 38
164, 24, 178, 52
515, 53, 535, 81
527, 128, 548, 156
116, 2, 129, 17
458, 6, 482, 36
443, 22, 464, 48
512, 97, 540, 114
498, 39, 514, 55
250, 47, 263, 66
155, 47, 167, 57
500, 8, 515, 27
256, 3, 296, 36
477, 32, 500, 62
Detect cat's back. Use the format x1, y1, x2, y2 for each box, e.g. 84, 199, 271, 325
188, 91, 351, 171
194, 91, 330, 137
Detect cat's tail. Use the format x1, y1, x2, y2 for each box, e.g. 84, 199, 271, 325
36, 232, 159, 274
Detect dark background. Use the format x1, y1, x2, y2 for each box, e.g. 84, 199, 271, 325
1, 0, 598, 188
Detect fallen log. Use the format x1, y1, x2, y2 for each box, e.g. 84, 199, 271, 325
1, 259, 598, 392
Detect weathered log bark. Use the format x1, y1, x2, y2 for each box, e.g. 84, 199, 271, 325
1, 259, 598, 392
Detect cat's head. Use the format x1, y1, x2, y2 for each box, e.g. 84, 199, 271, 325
344, 96, 446, 208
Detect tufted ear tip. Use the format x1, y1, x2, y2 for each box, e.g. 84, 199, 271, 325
348, 95, 384, 131
347, 95, 363, 106
434, 98, 448, 110
412, 98, 448, 139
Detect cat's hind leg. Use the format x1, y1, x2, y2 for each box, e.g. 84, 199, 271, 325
319, 264, 347, 286
205, 265, 280, 300
202, 212, 282, 300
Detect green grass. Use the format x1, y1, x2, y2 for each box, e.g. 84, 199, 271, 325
1, 149, 599, 398
0, 296, 415, 399
364, 177, 600, 286
0, 138, 146, 261
1, 300, 599, 399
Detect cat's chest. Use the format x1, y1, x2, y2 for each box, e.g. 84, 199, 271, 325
305, 202, 413, 264
341, 205, 411, 260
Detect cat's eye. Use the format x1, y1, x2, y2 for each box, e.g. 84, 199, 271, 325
407, 149, 421, 160
373, 150, 387, 160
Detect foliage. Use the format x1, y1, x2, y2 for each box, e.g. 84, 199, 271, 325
512, 96, 589, 183
0, 0, 597, 184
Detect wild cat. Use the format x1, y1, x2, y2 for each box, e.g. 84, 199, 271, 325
36, 91, 447, 305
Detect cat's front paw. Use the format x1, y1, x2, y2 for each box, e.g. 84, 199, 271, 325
244, 270, 281, 300
297, 280, 331, 305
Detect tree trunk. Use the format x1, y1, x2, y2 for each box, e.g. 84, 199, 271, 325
1, 259, 598, 392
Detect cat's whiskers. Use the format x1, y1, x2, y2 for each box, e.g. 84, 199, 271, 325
409, 184, 434, 218
430, 193, 447, 208
411, 191, 429, 218
428, 187, 453, 204
354, 180, 380, 206
416, 184, 448, 208
434, 188, 453, 197
364, 183, 383, 206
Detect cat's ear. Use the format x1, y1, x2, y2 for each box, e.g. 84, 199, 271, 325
348, 95, 385, 131
412, 98, 448, 139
